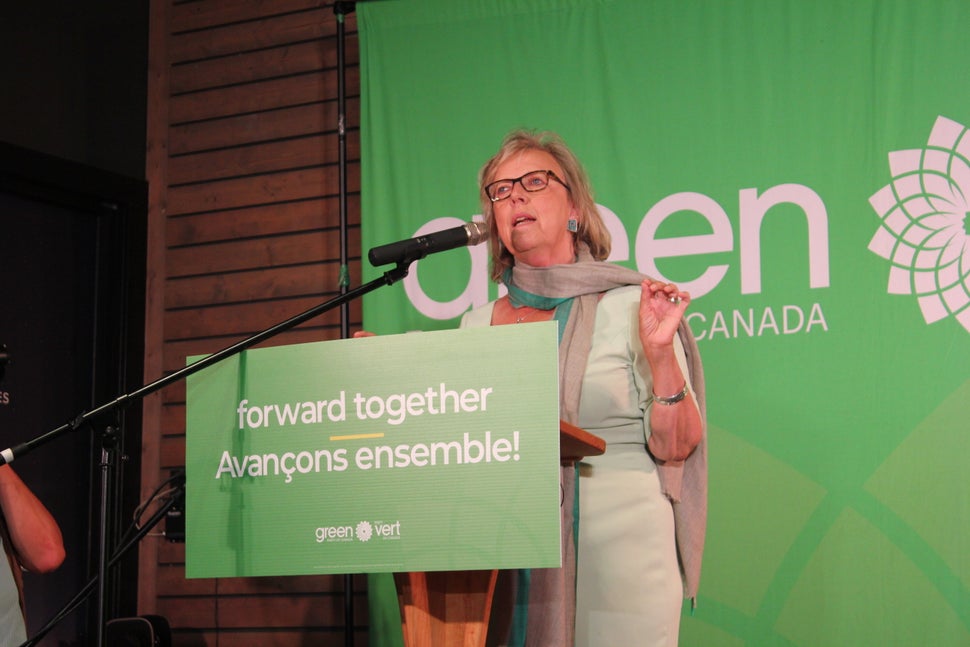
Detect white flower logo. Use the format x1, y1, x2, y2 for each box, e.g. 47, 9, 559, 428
868, 115, 970, 333
355, 521, 373, 542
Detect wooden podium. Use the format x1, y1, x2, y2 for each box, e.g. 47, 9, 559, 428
393, 420, 604, 647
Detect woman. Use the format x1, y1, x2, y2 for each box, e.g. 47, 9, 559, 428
461, 130, 707, 647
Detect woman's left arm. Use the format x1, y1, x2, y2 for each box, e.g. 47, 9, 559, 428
638, 280, 703, 462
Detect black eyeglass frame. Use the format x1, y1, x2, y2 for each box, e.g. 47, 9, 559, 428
484, 169, 571, 202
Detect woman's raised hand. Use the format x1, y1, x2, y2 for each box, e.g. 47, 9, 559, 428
638, 280, 689, 350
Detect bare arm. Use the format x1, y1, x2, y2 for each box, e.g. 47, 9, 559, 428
0, 465, 65, 573
638, 280, 703, 462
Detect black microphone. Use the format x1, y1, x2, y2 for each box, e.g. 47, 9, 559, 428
368, 221, 489, 267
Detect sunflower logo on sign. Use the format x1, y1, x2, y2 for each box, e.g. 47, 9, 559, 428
355, 521, 373, 542
868, 116, 970, 334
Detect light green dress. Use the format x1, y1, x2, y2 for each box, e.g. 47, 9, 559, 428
463, 286, 693, 647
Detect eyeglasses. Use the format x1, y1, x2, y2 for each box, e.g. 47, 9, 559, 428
484, 170, 570, 202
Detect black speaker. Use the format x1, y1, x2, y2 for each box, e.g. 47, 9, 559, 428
105, 615, 171, 647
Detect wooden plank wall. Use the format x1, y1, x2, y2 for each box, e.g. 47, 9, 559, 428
143, 1, 366, 644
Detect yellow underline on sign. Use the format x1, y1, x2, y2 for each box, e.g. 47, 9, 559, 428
330, 432, 386, 441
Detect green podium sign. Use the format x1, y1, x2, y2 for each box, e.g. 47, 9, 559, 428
185, 322, 561, 578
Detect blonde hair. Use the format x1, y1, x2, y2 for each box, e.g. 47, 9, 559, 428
478, 129, 611, 282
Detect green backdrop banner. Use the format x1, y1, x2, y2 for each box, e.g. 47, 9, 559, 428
358, 1, 970, 645
185, 325, 561, 578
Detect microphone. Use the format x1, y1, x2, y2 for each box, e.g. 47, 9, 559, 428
368, 221, 488, 267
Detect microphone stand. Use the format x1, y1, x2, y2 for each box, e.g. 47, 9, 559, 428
8, 262, 412, 646
334, 2, 356, 642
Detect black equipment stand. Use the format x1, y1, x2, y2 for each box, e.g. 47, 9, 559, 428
22, 473, 183, 646
335, 3, 357, 643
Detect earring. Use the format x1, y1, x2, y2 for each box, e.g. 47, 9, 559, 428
567, 218, 578, 232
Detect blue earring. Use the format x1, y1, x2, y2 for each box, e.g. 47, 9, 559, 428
567, 218, 578, 232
